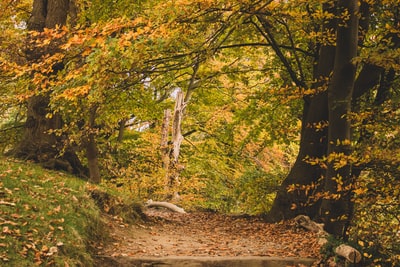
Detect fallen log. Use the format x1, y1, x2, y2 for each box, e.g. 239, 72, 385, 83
294, 215, 361, 264
145, 199, 186, 214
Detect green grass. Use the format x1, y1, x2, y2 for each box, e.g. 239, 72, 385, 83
0, 157, 107, 266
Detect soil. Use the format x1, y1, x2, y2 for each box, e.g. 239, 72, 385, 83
94, 208, 323, 266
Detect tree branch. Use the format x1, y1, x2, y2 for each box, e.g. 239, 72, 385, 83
278, 18, 305, 82
253, 16, 306, 88
218, 42, 314, 57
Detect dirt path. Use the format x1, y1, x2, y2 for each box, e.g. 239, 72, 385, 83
94, 208, 322, 266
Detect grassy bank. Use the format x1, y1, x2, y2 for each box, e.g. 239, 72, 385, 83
0, 157, 106, 266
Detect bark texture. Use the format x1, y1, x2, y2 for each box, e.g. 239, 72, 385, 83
13, 0, 88, 177
319, 0, 359, 237
267, 92, 329, 220
267, 2, 384, 238
161, 64, 199, 199
266, 3, 336, 222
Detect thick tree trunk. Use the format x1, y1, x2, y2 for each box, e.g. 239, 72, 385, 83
267, 2, 388, 234
266, 3, 336, 222
267, 92, 328, 221
22, 0, 69, 161
13, 0, 88, 177
15, 95, 62, 159
319, 0, 359, 237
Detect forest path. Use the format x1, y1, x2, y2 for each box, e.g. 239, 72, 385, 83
94, 208, 322, 266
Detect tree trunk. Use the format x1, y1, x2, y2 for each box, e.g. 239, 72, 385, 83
13, 0, 87, 177
161, 109, 172, 184
266, 3, 336, 222
168, 90, 185, 199
266, 2, 388, 237
171, 90, 185, 166
117, 119, 127, 143
145, 200, 186, 214
85, 106, 101, 184
162, 64, 199, 199
266, 92, 329, 221
319, 0, 359, 237
86, 133, 101, 184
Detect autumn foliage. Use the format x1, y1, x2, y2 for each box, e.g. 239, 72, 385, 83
1, 0, 399, 265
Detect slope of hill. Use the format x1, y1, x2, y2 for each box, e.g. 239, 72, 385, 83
0, 157, 107, 266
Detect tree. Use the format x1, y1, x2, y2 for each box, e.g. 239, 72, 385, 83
259, 0, 399, 239
7, 0, 87, 177
319, 0, 359, 236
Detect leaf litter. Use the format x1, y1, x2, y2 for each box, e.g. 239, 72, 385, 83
96, 208, 322, 262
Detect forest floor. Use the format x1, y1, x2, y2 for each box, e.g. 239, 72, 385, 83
94, 208, 323, 266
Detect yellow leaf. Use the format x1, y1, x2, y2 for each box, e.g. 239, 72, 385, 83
353, 188, 367, 195
363, 252, 372, 258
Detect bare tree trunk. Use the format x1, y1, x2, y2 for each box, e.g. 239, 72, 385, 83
166, 91, 185, 199
171, 91, 185, 165
160, 92, 187, 199
161, 109, 172, 177
145, 200, 186, 213
161, 63, 200, 199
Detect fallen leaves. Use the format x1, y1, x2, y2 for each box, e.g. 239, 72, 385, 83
97, 209, 323, 260
0, 159, 95, 265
